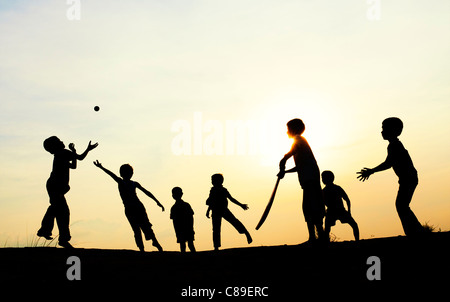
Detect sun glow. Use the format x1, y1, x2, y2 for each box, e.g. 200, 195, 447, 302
254, 92, 337, 167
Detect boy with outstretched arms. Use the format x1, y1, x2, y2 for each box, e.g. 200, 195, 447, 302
357, 117, 423, 237
94, 160, 164, 251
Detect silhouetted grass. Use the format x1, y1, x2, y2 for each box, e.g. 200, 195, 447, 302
422, 221, 441, 233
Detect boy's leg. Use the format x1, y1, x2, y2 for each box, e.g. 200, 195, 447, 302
303, 184, 324, 241
396, 182, 423, 237
315, 220, 325, 241
53, 194, 71, 244
188, 241, 196, 252
211, 214, 222, 249
136, 209, 163, 251
324, 217, 332, 242
38, 184, 58, 239
306, 221, 316, 241
38, 205, 55, 239
151, 237, 163, 252
133, 227, 145, 251
180, 242, 186, 253
142, 224, 162, 251
222, 209, 252, 244
140, 215, 154, 241
348, 217, 360, 241
125, 211, 145, 251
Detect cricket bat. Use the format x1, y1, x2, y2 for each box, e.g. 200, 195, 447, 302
256, 176, 281, 230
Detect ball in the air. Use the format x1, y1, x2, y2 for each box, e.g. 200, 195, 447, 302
94, 106, 100, 112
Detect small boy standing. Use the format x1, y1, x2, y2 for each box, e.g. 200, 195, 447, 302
357, 117, 423, 237
94, 160, 164, 252
278, 118, 325, 243
206, 174, 252, 250
37, 136, 98, 248
322, 170, 359, 241
170, 187, 196, 253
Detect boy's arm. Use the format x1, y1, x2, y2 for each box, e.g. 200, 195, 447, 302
70, 153, 77, 169
206, 192, 213, 218
70, 141, 98, 161
357, 160, 391, 181
93, 160, 121, 183
372, 160, 392, 173
227, 191, 249, 210
358, 148, 393, 182
136, 183, 165, 212
278, 151, 292, 175
285, 166, 298, 173
341, 188, 351, 213
277, 163, 298, 179
279, 141, 298, 178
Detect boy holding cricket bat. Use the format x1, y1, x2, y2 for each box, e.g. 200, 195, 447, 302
278, 118, 325, 243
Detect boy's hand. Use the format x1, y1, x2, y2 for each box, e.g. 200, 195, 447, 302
69, 143, 76, 153
93, 160, 102, 168
279, 157, 287, 169
87, 141, 99, 151
277, 170, 285, 179
241, 204, 249, 210
357, 168, 373, 182
159, 203, 165, 212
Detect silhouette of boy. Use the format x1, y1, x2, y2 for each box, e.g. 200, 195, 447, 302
322, 170, 359, 241
94, 160, 164, 252
206, 174, 252, 250
37, 136, 98, 248
278, 118, 325, 243
357, 117, 423, 237
170, 187, 196, 252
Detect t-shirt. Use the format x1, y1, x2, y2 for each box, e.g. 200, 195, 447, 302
118, 180, 143, 208
386, 139, 418, 183
48, 149, 75, 191
323, 184, 346, 211
170, 200, 195, 242
170, 200, 194, 221
206, 186, 230, 212
289, 136, 320, 187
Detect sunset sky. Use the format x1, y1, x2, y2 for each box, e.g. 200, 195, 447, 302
1, 0, 449, 251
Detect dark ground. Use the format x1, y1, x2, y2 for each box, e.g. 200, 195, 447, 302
1, 232, 449, 299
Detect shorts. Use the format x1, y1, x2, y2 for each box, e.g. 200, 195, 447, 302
325, 208, 353, 227
302, 181, 325, 223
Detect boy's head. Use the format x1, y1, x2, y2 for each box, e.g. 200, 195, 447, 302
286, 119, 305, 138
172, 187, 183, 200
120, 164, 133, 180
321, 170, 335, 185
43, 136, 65, 154
382, 117, 403, 140
211, 173, 224, 186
